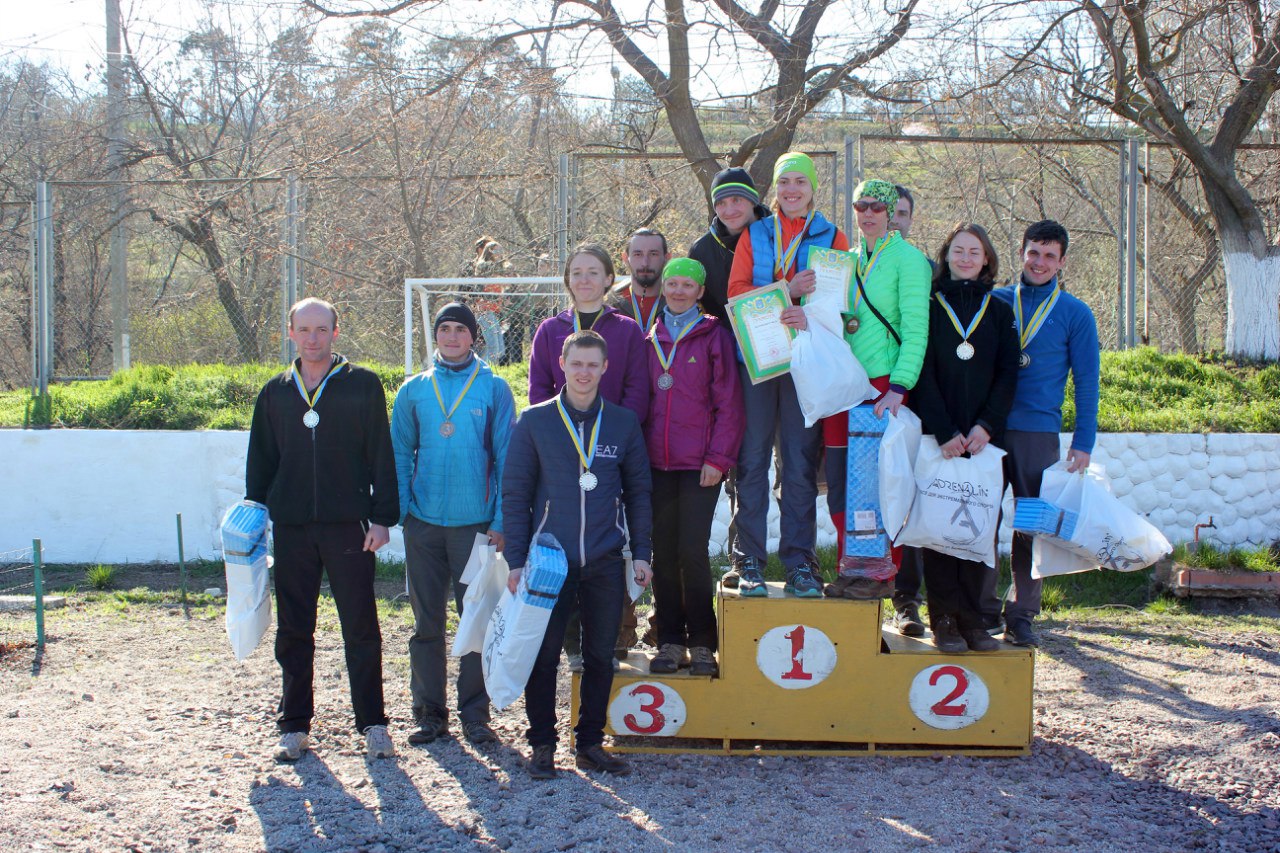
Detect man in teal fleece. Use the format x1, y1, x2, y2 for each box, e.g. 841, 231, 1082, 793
391, 302, 517, 745
987, 220, 1100, 647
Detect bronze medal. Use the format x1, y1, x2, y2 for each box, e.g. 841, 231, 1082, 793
440, 420, 456, 438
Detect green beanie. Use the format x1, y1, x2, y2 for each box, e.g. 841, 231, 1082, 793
853, 179, 899, 209
662, 257, 706, 286
773, 152, 819, 193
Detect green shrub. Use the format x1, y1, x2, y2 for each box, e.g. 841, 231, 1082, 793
86, 564, 117, 590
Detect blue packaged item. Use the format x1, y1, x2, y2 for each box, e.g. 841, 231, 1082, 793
1012, 498, 1078, 541
521, 532, 568, 610
843, 404, 894, 577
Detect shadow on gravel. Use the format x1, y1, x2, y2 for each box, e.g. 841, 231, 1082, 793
249, 752, 451, 851
1042, 624, 1280, 737
1026, 740, 1280, 849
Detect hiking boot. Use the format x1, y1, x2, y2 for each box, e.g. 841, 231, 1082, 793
407, 715, 449, 746
1003, 619, 1041, 648
737, 558, 767, 597
566, 654, 584, 673
892, 602, 926, 637
364, 725, 395, 759
785, 563, 824, 598
649, 643, 686, 674
463, 721, 500, 745
273, 731, 310, 763
575, 744, 632, 776
962, 628, 1000, 652
842, 577, 894, 600
689, 647, 718, 677
824, 573, 858, 598
527, 745, 558, 780
930, 616, 968, 654
721, 566, 741, 589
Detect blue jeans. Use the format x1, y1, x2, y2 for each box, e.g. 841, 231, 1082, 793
524, 553, 626, 749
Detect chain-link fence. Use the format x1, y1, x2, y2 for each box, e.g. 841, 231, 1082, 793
13, 138, 1280, 390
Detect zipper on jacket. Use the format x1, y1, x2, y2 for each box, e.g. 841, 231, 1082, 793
311, 415, 319, 519
577, 421, 587, 568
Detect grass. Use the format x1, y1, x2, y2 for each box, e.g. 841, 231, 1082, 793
1169, 541, 1280, 572
86, 564, 117, 591
1, 348, 1275, 431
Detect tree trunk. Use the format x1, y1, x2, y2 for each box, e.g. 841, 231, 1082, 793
1205, 180, 1280, 360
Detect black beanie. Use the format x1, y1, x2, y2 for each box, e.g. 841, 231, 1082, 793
434, 302, 479, 341
711, 167, 760, 204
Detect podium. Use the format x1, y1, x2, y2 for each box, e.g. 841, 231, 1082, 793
571, 582, 1034, 756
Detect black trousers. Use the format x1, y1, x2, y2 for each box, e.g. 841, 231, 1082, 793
403, 516, 490, 725
273, 522, 388, 735
650, 468, 722, 650
893, 547, 926, 608
525, 554, 626, 750
923, 548, 993, 633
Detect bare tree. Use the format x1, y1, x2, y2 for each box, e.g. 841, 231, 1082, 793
1006, 0, 1280, 359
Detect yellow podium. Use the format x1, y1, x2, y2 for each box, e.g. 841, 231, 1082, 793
571, 582, 1033, 756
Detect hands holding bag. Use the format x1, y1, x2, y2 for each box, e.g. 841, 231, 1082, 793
790, 304, 875, 428
897, 436, 1006, 568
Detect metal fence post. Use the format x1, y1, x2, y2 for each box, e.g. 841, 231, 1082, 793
1116, 143, 1127, 349
1125, 138, 1139, 349
844, 135, 856, 238
34, 181, 53, 395
557, 154, 570, 268
1142, 141, 1150, 343
33, 539, 44, 650
281, 174, 300, 364
176, 514, 187, 609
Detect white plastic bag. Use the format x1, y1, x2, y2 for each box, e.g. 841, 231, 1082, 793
1064, 465, 1172, 571
220, 501, 272, 662
482, 534, 568, 710
879, 407, 923, 542
1030, 463, 1100, 579
897, 437, 1006, 568
790, 311, 874, 428
451, 533, 509, 657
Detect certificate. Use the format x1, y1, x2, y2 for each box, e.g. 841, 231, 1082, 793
806, 246, 854, 315
726, 281, 796, 384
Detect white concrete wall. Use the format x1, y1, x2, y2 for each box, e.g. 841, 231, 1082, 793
1, 430, 1275, 564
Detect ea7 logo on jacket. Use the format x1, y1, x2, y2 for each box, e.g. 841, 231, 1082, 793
594, 443, 619, 459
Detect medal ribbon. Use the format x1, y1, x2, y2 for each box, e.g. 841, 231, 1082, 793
935, 292, 991, 344
630, 290, 659, 329
1014, 281, 1061, 351
650, 316, 703, 373
430, 360, 481, 424
856, 233, 891, 284
772, 211, 816, 279
573, 310, 599, 333
290, 355, 348, 411
556, 397, 602, 473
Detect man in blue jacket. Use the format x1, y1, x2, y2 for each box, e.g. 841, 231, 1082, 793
391, 302, 516, 747
988, 220, 1100, 647
502, 330, 653, 780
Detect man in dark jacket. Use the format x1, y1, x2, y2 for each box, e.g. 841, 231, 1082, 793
609, 228, 670, 329
687, 167, 771, 583
502, 330, 653, 780
246, 297, 399, 763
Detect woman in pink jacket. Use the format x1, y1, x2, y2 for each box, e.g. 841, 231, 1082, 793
643, 258, 745, 677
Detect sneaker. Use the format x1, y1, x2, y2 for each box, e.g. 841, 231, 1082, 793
721, 566, 741, 589
407, 715, 449, 746
364, 725, 395, 759
273, 731, 310, 763
892, 602, 926, 637
463, 721, 500, 745
612, 656, 621, 672
962, 628, 1000, 652
1003, 620, 1041, 648
824, 574, 857, 598
649, 643, 686, 674
842, 577, 894, 600
689, 646, 718, 677
566, 654, 584, 673
575, 744, 632, 776
527, 744, 558, 780
930, 615, 968, 654
785, 563, 824, 598
737, 558, 767, 597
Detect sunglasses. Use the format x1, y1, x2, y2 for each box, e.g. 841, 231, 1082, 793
854, 200, 889, 213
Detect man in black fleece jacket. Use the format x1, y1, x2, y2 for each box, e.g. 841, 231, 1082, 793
502, 330, 653, 780
245, 298, 399, 763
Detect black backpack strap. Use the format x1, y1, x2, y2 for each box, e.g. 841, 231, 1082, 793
854, 273, 902, 345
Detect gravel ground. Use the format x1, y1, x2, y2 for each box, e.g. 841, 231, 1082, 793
1, 584, 1278, 853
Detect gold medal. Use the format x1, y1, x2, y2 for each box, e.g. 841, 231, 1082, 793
843, 313, 860, 334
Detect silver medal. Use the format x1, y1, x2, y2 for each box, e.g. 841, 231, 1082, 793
302, 409, 320, 429
579, 471, 598, 491
1018, 351, 1031, 369
440, 420, 456, 438
657, 372, 674, 390
956, 341, 975, 361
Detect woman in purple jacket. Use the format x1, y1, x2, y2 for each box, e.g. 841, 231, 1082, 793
528, 244, 650, 424
644, 258, 745, 676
